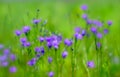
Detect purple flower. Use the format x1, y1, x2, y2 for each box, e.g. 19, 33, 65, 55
52, 40, 59, 49
93, 20, 103, 27
82, 30, 86, 36
90, 27, 97, 33
0, 44, 4, 49
76, 34, 83, 40
47, 42, 52, 49
27, 58, 36, 66
33, 19, 41, 24
96, 42, 101, 48
81, 4, 88, 10
75, 27, 81, 33
103, 29, 109, 34
87, 61, 95, 68
36, 53, 41, 58
82, 14, 87, 19
40, 46, 44, 54
57, 35, 62, 42
9, 54, 16, 61
64, 39, 72, 46
45, 37, 52, 42
48, 57, 53, 64
9, 66, 17, 73
15, 30, 21, 36
23, 42, 31, 47
22, 26, 30, 34
35, 47, 41, 53
20, 38, 27, 43
107, 20, 112, 26
86, 19, 92, 24
96, 33, 102, 39
39, 37, 44, 42
0, 55, 7, 61
1, 61, 9, 67
3, 49, 10, 55
62, 51, 68, 58
48, 71, 54, 77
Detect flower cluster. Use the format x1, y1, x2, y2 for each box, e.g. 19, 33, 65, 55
0, 44, 17, 73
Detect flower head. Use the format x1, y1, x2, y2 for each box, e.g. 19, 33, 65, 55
48, 71, 54, 77
90, 27, 97, 33
0, 44, 4, 49
27, 58, 37, 66
82, 14, 88, 20
64, 39, 72, 46
9, 54, 16, 61
96, 33, 102, 39
93, 20, 103, 27
20, 38, 27, 43
33, 19, 41, 24
9, 66, 17, 73
103, 29, 109, 34
87, 61, 95, 68
74, 27, 81, 33
15, 30, 21, 36
39, 37, 44, 42
107, 20, 112, 26
48, 57, 53, 64
62, 51, 68, 59
22, 26, 30, 34
96, 42, 101, 48
82, 29, 86, 36
81, 4, 88, 10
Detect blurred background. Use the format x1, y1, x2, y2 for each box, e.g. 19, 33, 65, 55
0, 0, 120, 45
0, 0, 120, 77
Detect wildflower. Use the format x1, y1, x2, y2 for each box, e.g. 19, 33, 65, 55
74, 27, 81, 33
0, 55, 7, 61
20, 38, 27, 43
48, 57, 53, 64
33, 19, 41, 24
47, 42, 52, 49
15, 30, 21, 36
9, 54, 16, 61
75, 33, 83, 40
86, 19, 92, 25
96, 33, 102, 39
23, 42, 31, 47
82, 14, 87, 20
81, 4, 88, 10
87, 61, 94, 68
48, 71, 54, 77
35, 47, 41, 53
90, 27, 97, 33
103, 29, 109, 34
9, 66, 17, 73
93, 20, 103, 27
40, 46, 45, 54
0, 44, 4, 49
45, 37, 52, 42
107, 20, 112, 26
27, 58, 37, 66
52, 40, 59, 49
22, 26, 30, 34
62, 51, 68, 59
39, 37, 44, 42
3, 49, 10, 55
81, 29, 86, 36
1, 61, 8, 67
96, 42, 101, 48
64, 39, 72, 46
